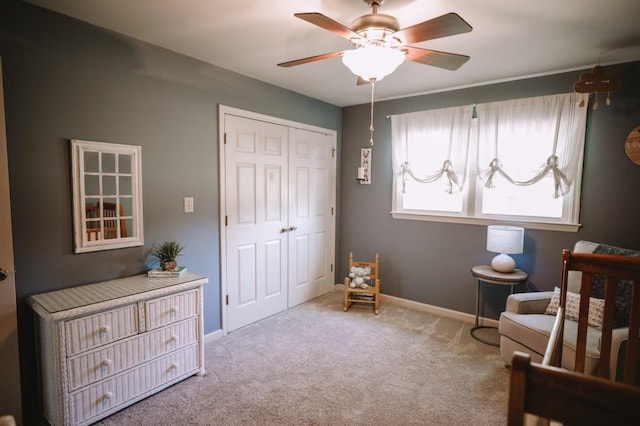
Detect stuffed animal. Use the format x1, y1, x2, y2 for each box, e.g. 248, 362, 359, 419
349, 266, 371, 289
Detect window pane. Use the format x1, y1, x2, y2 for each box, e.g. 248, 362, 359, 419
481, 176, 563, 218
402, 180, 463, 213
84, 151, 99, 173
84, 174, 100, 196
119, 153, 132, 174
119, 175, 132, 195
103, 175, 117, 195
121, 197, 132, 216
122, 218, 132, 238
102, 153, 116, 173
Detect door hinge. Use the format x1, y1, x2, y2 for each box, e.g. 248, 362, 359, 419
224, 132, 227, 144
331, 264, 334, 272
226, 294, 229, 305
331, 146, 336, 158
225, 215, 228, 226
331, 207, 334, 215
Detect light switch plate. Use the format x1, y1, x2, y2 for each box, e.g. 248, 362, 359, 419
184, 196, 194, 213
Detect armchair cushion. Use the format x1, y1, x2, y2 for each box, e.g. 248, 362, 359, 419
500, 311, 602, 374
544, 287, 605, 330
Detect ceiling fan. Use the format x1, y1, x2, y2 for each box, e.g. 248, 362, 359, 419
277, 0, 473, 83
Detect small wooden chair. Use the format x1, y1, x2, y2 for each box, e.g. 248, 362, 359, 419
507, 351, 640, 426
344, 252, 380, 314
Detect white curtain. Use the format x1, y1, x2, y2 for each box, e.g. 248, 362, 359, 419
477, 93, 587, 198
391, 105, 473, 194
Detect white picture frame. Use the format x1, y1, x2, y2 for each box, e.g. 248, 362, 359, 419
71, 139, 144, 253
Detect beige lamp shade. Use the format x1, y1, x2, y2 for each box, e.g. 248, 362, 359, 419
486, 225, 524, 272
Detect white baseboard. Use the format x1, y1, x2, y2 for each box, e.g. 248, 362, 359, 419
334, 284, 499, 328
204, 328, 223, 344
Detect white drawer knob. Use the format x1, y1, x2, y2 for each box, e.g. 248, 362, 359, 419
98, 325, 110, 334
169, 334, 179, 343
169, 306, 179, 314
103, 391, 114, 401
170, 362, 179, 370
102, 359, 112, 368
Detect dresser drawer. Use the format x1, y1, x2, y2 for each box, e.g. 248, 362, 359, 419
65, 304, 139, 356
145, 289, 198, 330
69, 344, 199, 425
67, 317, 199, 391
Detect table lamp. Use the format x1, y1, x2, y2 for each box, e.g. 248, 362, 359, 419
486, 225, 524, 273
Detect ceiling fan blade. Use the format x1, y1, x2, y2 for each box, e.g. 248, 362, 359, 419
294, 12, 362, 41
394, 12, 472, 45
403, 46, 470, 71
277, 51, 345, 68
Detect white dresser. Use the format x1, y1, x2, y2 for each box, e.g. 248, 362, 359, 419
27, 272, 208, 426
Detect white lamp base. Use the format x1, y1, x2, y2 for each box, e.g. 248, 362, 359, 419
491, 253, 516, 273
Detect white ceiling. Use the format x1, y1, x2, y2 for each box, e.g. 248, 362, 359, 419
24, 0, 640, 107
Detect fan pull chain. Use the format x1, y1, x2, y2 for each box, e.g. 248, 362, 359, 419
369, 79, 376, 145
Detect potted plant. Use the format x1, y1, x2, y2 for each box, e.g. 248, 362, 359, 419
149, 240, 184, 271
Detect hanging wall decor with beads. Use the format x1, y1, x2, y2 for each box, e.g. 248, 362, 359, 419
573, 65, 621, 110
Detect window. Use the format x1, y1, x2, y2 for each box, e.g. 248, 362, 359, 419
391, 93, 588, 231
392, 105, 473, 215
71, 139, 144, 253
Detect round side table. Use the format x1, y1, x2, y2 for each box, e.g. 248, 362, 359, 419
470, 265, 528, 346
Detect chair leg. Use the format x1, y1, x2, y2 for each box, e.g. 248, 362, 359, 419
343, 277, 351, 312
374, 279, 380, 314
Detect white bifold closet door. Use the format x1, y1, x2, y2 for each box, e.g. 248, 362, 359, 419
222, 109, 336, 332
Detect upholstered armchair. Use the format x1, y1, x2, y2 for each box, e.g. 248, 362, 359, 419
499, 240, 639, 382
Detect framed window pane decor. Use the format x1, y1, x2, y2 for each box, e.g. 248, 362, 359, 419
71, 139, 144, 253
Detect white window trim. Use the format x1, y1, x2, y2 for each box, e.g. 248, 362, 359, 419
390, 212, 581, 232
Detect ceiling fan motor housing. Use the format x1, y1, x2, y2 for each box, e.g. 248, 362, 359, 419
364, 0, 385, 7
351, 13, 401, 46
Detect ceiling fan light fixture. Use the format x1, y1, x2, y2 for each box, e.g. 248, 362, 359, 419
342, 45, 405, 81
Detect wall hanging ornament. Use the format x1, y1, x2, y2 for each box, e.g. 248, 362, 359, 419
356, 147, 372, 184
573, 65, 621, 110
625, 125, 640, 166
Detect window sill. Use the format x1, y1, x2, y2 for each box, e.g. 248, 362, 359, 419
390, 212, 581, 232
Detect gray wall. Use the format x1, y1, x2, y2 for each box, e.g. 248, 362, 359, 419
2, 0, 640, 423
0, 1, 341, 423
339, 61, 640, 319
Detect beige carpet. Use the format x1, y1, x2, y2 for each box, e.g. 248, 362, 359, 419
95, 290, 509, 425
